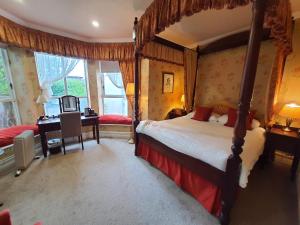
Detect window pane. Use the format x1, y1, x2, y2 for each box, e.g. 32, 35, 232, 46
0, 52, 10, 98
44, 98, 60, 116
0, 102, 17, 128
67, 77, 87, 96
103, 73, 124, 96
51, 79, 65, 97
104, 98, 127, 115
79, 98, 88, 111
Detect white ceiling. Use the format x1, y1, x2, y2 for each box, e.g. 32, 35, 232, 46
0, 0, 300, 46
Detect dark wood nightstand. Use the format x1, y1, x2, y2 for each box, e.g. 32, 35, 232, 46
166, 108, 187, 119
264, 125, 300, 181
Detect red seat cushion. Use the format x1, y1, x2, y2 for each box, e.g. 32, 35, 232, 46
99, 115, 132, 125
0, 209, 12, 225
225, 108, 255, 130
192, 106, 213, 122
0, 125, 39, 148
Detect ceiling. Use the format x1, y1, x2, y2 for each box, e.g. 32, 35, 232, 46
0, 0, 300, 47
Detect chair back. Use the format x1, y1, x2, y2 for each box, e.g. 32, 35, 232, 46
60, 112, 82, 138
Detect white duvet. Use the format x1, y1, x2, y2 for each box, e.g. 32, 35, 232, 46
136, 116, 266, 188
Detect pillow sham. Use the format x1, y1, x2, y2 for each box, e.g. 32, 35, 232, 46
208, 113, 220, 123
251, 119, 261, 129
218, 114, 228, 125
192, 106, 213, 121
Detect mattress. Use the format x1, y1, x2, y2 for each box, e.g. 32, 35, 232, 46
136, 116, 266, 188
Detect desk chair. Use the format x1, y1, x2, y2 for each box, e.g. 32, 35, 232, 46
60, 112, 84, 154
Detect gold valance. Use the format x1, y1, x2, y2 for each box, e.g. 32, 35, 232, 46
136, 0, 293, 55
0, 16, 134, 61
141, 42, 184, 65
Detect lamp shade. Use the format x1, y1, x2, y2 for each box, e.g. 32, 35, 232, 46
36, 95, 48, 104
181, 95, 185, 103
279, 103, 300, 119
126, 83, 135, 96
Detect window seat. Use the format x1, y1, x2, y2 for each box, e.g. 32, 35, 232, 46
99, 115, 132, 125
0, 125, 39, 148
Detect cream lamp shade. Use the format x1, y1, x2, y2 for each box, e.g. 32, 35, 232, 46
36, 95, 48, 104
279, 103, 300, 119
126, 83, 135, 96
181, 94, 185, 103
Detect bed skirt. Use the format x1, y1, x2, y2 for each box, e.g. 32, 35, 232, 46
137, 139, 222, 216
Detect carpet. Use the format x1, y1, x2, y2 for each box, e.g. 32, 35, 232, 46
0, 139, 298, 225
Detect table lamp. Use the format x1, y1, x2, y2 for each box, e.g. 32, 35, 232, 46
36, 95, 48, 120
126, 83, 135, 144
181, 94, 185, 110
278, 103, 300, 132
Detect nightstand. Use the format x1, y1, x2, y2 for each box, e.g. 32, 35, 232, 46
166, 108, 187, 119
264, 125, 300, 181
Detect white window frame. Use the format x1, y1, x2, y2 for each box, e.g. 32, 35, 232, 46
44, 59, 89, 115
0, 48, 20, 126
100, 72, 128, 116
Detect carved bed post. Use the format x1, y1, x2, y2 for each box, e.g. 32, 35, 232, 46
133, 17, 140, 155
220, 1, 266, 225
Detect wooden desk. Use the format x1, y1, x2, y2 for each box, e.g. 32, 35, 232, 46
37, 116, 99, 157
264, 126, 300, 181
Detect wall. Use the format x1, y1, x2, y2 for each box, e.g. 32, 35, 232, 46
7, 47, 43, 125
141, 59, 184, 121
140, 59, 149, 120
87, 59, 100, 114
194, 40, 277, 121
276, 19, 300, 127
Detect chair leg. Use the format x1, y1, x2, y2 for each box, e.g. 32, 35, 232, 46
62, 138, 66, 155
78, 136, 81, 143
81, 135, 84, 150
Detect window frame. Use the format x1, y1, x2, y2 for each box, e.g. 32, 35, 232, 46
0, 48, 21, 127
100, 72, 128, 116
44, 59, 89, 115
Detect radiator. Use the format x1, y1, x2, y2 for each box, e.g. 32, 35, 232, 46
13, 130, 35, 170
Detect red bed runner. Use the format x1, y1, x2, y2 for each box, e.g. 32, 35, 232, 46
138, 139, 222, 216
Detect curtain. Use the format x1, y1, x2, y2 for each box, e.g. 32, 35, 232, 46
142, 42, 184, 65
183, 48, 198, 112
34, 52, 79, 100
119, 60, 134, 96
107, 73, 124, 89
265, 49, 287, 124
0, 16, 134, 61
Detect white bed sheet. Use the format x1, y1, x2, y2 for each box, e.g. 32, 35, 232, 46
136, 116, 266, 188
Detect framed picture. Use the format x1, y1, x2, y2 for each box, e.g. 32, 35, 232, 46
162, 72, 174, 93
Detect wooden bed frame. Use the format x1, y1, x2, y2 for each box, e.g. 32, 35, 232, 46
132, 1, 288, 225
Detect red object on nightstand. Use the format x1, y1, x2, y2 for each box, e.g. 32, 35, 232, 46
0, 209, 42, 225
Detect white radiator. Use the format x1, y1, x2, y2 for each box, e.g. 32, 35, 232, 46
13, 130, 35, 170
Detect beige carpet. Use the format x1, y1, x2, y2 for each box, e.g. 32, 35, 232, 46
0, 139, 298, 225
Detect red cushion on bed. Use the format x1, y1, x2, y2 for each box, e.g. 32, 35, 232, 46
225, 108, 255, 130
192, 106, 213, 121
99, 115, 132, 125
0, 125, 39, 148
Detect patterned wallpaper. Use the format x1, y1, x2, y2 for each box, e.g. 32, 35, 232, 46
276, 19, 300, 127
145, 60, 184, 121
7, 47, 43, 125
195, 40, 276, 121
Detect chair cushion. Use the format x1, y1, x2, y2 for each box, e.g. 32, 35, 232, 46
99, 115, 132, 125
0, 209, 12, 225
0, 125, 38, 148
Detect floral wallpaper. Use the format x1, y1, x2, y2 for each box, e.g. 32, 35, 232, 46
7, 47, 43, 125
141, 59, 184, 121
194, 40, 277, 122
276, 19, 300, 127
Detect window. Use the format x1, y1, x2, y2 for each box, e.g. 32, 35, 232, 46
0, 48, 20, 128
101, 72, 128, 115
35, 53, 89, 116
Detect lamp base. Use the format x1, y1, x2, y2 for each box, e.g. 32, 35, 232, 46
128, 138, 134, 144
282, 126, 292, 132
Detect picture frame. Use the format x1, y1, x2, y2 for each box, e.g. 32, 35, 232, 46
162, 72, 174, 93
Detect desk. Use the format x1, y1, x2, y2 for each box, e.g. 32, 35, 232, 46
37, 116, 99, 157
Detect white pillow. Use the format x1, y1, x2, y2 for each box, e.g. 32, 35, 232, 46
208, 113, 220, 123
218, 114, 228, 125
251, 119, 261, 129
185, 111, 195, 119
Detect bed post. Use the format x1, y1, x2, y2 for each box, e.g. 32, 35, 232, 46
220, 1, 266, 225
133, 17, 140, 155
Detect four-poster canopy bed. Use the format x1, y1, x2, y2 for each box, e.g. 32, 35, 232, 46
132, 1, 293, 225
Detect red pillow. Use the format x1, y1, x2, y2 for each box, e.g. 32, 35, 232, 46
192, 106, 213, 121
225, 108, 255, 130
